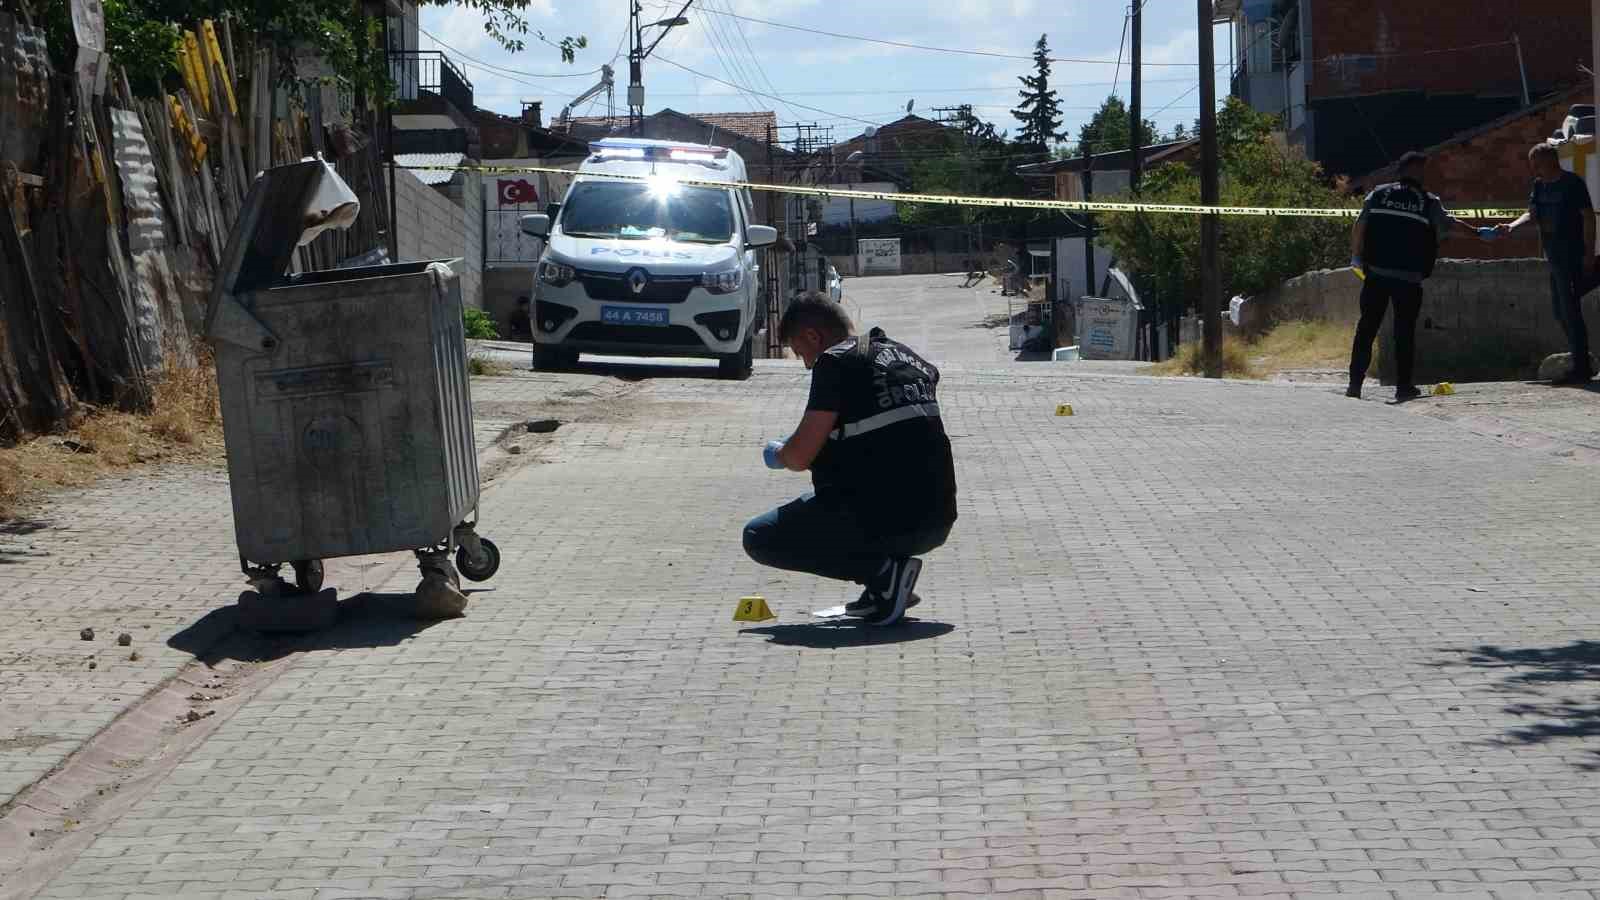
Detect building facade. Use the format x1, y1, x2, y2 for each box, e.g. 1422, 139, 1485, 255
1215, 0, 1593, 177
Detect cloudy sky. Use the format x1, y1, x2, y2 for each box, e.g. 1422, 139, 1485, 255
418, 0, 1231, 148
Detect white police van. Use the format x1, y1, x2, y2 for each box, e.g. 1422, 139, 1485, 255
519, 138, 777, 379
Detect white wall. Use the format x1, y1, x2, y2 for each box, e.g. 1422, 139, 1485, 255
1053, 238, 1115, 302
481, 158, 580, 266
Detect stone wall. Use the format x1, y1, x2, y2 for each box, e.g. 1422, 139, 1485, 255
1243, 258, 1600, 384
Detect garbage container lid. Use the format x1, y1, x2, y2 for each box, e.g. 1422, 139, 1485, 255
204, 160, 334, 351
216, 159, 329, 300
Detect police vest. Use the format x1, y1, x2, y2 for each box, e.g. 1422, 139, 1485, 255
1362, 181, 1440, 280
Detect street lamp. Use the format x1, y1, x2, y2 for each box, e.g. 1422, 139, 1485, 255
842, 150, 865, 276
630, 3, 691, 133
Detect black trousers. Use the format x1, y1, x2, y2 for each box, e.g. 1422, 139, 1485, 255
1549, 263, 1597, 374
1350, 275, 1422, 389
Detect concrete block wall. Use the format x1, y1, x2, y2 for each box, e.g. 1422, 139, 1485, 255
394, 168, 483, 310
1245, 258, 1600, 383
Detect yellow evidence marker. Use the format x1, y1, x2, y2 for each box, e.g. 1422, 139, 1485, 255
733, 596, 776, 622
1432, 382, 1456, 396
1055, 404, 1074, 416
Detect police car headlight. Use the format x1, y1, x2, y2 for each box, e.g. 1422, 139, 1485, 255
700, 267, 742, 295
539, 261, 576, 287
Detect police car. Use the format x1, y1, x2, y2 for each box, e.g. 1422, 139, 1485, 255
519, 138, 777, 379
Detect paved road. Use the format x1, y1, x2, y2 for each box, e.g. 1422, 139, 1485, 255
9, 274, 1600, 898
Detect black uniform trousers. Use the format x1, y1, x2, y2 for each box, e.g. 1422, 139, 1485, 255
1349, 274, 1423, 391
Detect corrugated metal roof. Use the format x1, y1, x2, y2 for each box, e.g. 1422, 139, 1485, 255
395, 152, 465, 185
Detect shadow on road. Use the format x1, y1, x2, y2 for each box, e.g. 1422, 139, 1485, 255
741, 619, 955, 648
572, 359, 724, 382
1438, 640, 1600, 770
168, 592, 449, 665
0, 518, 52, 565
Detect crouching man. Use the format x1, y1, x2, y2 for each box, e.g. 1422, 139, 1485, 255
743, 293, 958, 626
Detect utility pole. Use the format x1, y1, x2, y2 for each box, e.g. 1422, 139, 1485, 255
1082, 153, 1096, 299
627, 1, 643, 135
1198, 0, 1222, 377
628, 0, 692, 136
1130, 0, 1143, 191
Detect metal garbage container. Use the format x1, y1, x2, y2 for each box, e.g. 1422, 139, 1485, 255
205, 159, 499, 613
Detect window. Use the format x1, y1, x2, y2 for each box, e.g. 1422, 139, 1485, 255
558, 181, 736, 243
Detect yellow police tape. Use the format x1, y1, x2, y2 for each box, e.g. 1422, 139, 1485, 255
393, 162, 1527, 221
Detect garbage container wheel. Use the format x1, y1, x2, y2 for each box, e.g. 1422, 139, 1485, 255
291, 559, 324, 594
456, 537, 501, 582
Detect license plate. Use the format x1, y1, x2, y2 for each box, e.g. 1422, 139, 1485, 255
601, 306, 668, 327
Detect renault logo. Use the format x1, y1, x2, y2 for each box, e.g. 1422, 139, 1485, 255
626, 268, 648, 295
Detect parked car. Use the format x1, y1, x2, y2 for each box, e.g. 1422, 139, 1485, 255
519, 138, 778, 379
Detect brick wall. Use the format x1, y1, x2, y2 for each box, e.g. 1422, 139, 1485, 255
394, 168, 483, 309
1309, 0, 1591, 101
1353, 86, 1588, 261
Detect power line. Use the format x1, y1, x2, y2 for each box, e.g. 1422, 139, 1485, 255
696, 2, 766, 113
719, 0, 807, 122
654, 55, 890, 126
642, 78, 1197, 99
645, 2, 1207, 66
1110, 11, 1130, 96
416, 23, 608, 78
651, 2, 1519, 71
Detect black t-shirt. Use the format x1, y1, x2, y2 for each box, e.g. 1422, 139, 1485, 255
1529, 171, 1594, 270
805, 328, 958, 535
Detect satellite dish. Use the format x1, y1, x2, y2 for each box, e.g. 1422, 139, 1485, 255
906, 99, 914, 114
864, 126, 878, 138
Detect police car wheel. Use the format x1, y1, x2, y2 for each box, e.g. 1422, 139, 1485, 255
718, 336, 753, 380
533, 345, 571, 372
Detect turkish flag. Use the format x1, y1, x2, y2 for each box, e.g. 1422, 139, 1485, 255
498, 178, 538, 205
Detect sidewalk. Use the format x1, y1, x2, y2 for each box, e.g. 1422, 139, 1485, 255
0, 368, 630, 815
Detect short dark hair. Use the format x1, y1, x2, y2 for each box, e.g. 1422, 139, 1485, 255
1397, 151, 1429, 172
778, 291, 852, 343
1529, 143, 1559, 163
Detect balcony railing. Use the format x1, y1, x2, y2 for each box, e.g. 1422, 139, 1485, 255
389, 50, 474, 115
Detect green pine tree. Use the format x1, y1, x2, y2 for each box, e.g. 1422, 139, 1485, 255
1012, 34, 1064, 150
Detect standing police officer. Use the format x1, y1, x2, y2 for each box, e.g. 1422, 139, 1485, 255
1348, 151, 1485, 400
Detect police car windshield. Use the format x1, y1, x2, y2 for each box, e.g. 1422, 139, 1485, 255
559, 180, 734, 243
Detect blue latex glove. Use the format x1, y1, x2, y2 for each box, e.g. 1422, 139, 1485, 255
1477, 226, 1500, 241
763, 440, 786, 470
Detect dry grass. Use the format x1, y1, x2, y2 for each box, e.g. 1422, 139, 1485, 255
468, 353, 512, 377
1248, 320, 1355, 372
0, 350, 223, 520
1143, 334, 1259, 379
1142, 320, 1357, 380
